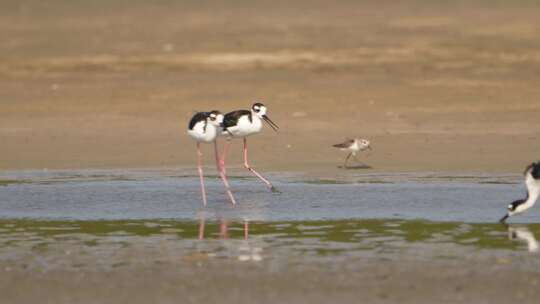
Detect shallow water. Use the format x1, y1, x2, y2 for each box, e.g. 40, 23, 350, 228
0, 169, 535, 222
1, 169, 539, 272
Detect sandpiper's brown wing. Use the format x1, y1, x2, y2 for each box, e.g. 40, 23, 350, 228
332, 138, 354, 148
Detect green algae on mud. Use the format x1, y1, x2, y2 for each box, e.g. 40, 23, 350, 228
0, 219, 534, 253
0, 180, 31, 186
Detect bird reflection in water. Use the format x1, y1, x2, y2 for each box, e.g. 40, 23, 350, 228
198, 217, 249, 240
197, 215, 262, 261
507, 225, 539, 253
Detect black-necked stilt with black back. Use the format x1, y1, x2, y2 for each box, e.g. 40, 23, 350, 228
332, 138, 371, 168
221, 102, 279, 192
187, 110, 236, 206
500, 161, 540, 223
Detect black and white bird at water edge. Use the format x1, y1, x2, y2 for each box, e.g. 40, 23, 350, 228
332, 138, 371, 168
220, 102, 279, 192
187, 110, 236, 206
500, 161, 540, 223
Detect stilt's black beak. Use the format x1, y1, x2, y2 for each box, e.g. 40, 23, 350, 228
262, 115, 279, 132
499, 214, 510, 223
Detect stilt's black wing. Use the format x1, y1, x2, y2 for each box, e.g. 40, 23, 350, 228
223, 110, 251, 130
529, 161, 540, 178
188, 112, 209, 130
332, 138, 354, 148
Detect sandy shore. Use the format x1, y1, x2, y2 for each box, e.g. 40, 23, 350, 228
1, 0, 540, 173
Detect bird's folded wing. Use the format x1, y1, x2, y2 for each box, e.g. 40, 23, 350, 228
332, 139, 354, 148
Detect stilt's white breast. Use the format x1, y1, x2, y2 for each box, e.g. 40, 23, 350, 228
187, 121, 218, 143
227, 115, 263, 137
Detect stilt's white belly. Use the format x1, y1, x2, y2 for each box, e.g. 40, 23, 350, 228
226, 115, 263, 137
187, 121, 218, 143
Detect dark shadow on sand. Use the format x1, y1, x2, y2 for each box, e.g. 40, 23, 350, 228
337, 164, 372, 169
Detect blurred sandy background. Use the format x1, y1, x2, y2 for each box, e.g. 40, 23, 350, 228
1, 0, 540, 173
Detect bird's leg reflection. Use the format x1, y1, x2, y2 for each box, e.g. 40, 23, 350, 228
244, 220, 249, 240
198, 215, 205, 240
196, 217, 261, 261
197, 217, 249, 240
507, 225, 539, 253
220, 218, 230, 239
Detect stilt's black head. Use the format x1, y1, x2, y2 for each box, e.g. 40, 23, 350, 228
251, 102, 279, 132
501, 199, 528, 222
508, 199, 526, 213
252, 102, 265, 111
499, 161, 540, 223
208, 110, 224, 127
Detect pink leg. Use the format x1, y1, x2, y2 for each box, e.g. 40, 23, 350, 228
214, 141, 236, 205
220, 139, 231, 176
243, 138, 278, 192
196, 142, 207, 207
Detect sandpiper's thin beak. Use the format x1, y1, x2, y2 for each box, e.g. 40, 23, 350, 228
262, 115, 279, 132
367, 146, 372, 151
499, 214, 510, 223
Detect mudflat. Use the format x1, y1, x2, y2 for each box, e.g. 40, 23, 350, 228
1, 215, 540, 304
3, 259, 540, 304
1, 0, 540, 173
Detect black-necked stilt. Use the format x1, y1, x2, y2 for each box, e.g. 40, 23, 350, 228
221, 102, 279, 192
500, 161, 540, 223
187, 110, 236, 206
332, 138, 371, 168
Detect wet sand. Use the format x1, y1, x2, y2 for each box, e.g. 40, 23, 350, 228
3, 259, 540, 304
1, 216, 540, 304
1, 0, 540, 172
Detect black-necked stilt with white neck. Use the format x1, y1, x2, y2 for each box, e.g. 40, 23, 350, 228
221, 102, 279, 192
187, 110, 236, 206
500, 161, 540, 223
332, 138, 371, 168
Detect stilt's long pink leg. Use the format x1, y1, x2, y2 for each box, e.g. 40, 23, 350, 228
220, 139, 231, 176
214, 140, 236, 205
243, 138, 277, 192
196, 142, 207, 207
